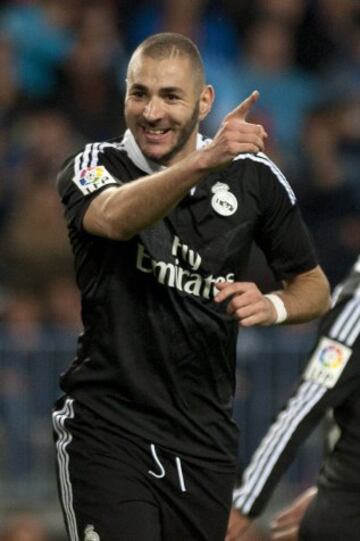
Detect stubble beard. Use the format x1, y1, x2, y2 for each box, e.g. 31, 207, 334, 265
139, 100, 200, 166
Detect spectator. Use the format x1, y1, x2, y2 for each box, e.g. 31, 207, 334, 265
12, 108, 81, 183
0, 37, 19, 120
0, 0, 76, 102
124, 0, 239, 63
60, 2, 126, 140
0, 291, 46, 488
296, 0, 359, 72
2, 179, 73, 292
298, 99, 360, 287
231, 17, 320, 172
1, 108, 80, 290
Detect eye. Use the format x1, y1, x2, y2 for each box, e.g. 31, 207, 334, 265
166, 93, 180, 102
131, 89, 146, 99
129, 85, 147, 100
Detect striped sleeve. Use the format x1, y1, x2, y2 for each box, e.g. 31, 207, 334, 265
328, 296, 360, 347
234, 152, 296, 205
57, 142, 122, 231
233, 295, 360, 517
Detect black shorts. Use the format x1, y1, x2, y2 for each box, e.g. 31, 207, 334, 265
299, 486, 360, 541
52, 396, 236, 541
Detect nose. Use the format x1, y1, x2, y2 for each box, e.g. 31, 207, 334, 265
143, 97, 163, 122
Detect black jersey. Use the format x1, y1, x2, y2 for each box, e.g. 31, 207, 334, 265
233, 257, 360, 517
57, 129, 317, 467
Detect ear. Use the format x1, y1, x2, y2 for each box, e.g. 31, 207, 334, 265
199, 85, 215, 121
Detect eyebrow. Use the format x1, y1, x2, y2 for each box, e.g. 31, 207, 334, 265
129, 83, 184, 95
159, 86, 184, 95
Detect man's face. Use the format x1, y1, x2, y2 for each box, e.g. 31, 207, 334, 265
125, 53, 203, 166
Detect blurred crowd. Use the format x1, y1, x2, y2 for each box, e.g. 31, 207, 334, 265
0, 0, 359, 537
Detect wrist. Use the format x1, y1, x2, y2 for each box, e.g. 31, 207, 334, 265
265, 293, 288, 324
190, 145, 215, 173
178, 149, 210, 180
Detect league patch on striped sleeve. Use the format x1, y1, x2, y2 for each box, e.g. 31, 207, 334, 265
304, 337, 352, 388
72, 165, 118, 195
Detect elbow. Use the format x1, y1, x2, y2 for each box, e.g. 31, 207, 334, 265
101, 203, 137, 241
321, 289, 332, 316
84, 210, 136, 241
106, 218, 136, 241
307, 264, 332, 317
318, 294, 331, 317
317, 273, 332, 317
283, 265, 332, 323
98, 187, 138, 241
83, 188, 137, 241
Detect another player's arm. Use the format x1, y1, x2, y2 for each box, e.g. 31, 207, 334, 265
226, 371, 343, 541
83, 92, 267, 240
226, 486, 318, 541
215, 265, 330, 327
227, 305, 359, 539
230, 381, 328, 519
226, 510, 252, 541
269, 487, 318, 541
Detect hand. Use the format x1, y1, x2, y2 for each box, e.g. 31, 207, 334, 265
225, 509, 252, 541
270, 487, 317, 540
199, 91, 267, 171
214, 281, 277, 327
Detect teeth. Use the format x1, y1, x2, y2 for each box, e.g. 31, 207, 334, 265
145, 129, 167, 134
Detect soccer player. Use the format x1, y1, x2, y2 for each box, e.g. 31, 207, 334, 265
53, 32, 330, 541
228, 255, 360, 541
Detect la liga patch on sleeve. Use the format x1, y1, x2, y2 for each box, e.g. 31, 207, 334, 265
72, 165, 118, 195
304, 337, 352, 388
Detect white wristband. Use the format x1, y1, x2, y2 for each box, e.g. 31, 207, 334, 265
265, 293, 288, 324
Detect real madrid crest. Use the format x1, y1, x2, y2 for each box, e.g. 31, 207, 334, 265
211, 182, 238, 217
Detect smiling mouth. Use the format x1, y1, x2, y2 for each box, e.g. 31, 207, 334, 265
141, 126, 171, 139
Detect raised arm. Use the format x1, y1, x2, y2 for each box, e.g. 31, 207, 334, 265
82, 91, 267, 240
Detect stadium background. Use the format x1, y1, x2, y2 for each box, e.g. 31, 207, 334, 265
0, 0, 359, 538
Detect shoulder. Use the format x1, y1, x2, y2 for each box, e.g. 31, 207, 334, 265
231, 152, 296, 205
57, 138, 130, 197
59, 138, 127, 178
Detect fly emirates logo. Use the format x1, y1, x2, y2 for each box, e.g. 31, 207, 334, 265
136, 235, 234, 299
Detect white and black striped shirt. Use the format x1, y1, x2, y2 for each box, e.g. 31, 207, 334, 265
234, 257, 360, 516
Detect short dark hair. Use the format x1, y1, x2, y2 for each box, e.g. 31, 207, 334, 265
129, 32, 205, 89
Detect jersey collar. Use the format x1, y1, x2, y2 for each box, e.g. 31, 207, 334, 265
120, 129, 211, 179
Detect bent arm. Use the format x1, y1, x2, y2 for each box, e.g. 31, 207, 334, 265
82, 91, 266, 240
214, 265, 330, 327
82, 151, 206, 240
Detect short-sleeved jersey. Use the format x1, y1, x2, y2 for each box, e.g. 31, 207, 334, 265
233, 257, 360, 516
57, 129, 317, 468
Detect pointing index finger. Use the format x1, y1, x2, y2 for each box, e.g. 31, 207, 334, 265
227, 90, 260, 121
